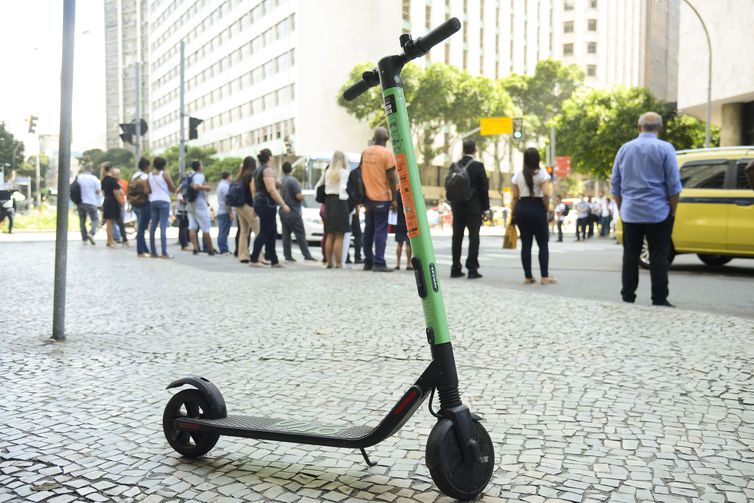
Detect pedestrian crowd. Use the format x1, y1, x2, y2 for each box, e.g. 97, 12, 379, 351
66, 111, 689, 307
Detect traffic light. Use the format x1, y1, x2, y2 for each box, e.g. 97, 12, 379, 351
188, 117, 203, 140
28, 115, 38, 134
512, 117, 523, 141
119, 122, 135, 144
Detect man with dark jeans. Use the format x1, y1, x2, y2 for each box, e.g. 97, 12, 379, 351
76, 164, 101, 245
611, 111, 682, 307
450, 139, 490, 279
361, 127, 398, 272
279, 162, 315, 262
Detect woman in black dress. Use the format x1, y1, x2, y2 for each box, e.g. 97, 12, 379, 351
100, 162, 127, 248
318, 151, 350, 268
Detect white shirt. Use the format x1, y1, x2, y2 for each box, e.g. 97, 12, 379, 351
216, 179, 230, 215
77, 172, 101, 206
148, 171, 171, 203
319, 168, 349, 200
511, 169, 550, 198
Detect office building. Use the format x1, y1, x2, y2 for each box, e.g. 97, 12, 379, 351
107, 0, 681, 159
104, 0, 150, 151
677, 0, 754, 145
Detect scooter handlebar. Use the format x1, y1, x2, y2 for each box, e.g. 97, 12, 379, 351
343, 72, 378, 102
415, 17, 461, 54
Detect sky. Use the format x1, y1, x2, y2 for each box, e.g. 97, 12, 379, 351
0, 0, 106, 153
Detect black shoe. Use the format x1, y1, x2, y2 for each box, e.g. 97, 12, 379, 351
240, 259, 250, 264
467, 270, 483, 279
622, 297, 636, 304
193, 249, 199, 255
450, 270, 465, 278
345, 258, 352, 264
354, 258, 364, 264
285, 257, 296, 262
372, 264, 393, 273
208, 250, 216, 256
304, 256, 317, 261
653, 300, 675, 308
363, 263, 373, 271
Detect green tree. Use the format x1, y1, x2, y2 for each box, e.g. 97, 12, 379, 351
0, 123, 25, 173
161, 145, 218, 181
555, 86, 717, 180
17, 153, 50, 195
503, 59, 584, 142
206, 156, 243, 182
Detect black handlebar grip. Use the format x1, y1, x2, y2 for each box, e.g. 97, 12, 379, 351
416, 17, 461, 54
343, 79, 373, 102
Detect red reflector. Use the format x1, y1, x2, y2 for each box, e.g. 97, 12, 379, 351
178, 422, 201, 430
393, 389, 418, 415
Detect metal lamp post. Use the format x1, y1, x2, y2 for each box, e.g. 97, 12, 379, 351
681, 0, 712, 148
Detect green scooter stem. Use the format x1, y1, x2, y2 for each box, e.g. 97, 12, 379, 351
382, 85, 451, 346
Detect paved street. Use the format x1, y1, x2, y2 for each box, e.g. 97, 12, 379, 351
1, 239, 753, 503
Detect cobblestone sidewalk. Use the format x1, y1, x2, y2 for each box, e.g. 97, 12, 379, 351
1, 242, 752, 503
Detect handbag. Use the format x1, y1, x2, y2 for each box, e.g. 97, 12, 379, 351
503, 223, 518, 249
315, 184, 326, 204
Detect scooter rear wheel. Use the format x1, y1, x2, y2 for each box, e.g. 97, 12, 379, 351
426, 418, 495, 501
163, 389, 219, 458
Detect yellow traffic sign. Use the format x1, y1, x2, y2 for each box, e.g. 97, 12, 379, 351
480, 117, 512, 136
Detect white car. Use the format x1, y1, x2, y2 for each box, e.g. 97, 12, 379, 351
276, 189, 324, 244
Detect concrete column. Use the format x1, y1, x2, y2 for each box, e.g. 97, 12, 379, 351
721, 103, 744, 146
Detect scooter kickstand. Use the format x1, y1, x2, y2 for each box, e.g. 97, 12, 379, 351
360, 448, 378, 467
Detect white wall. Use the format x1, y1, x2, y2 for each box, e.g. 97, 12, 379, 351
677, 0, 754, 123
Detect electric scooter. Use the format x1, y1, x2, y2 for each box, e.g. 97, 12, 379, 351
162, 17, 495, 500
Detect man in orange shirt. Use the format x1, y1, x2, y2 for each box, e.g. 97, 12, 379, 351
361, 127, 398, 272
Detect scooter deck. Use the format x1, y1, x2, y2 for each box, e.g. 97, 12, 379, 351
175, 415, 377, 448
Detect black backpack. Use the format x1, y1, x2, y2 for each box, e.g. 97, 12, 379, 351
180, 172, 197, 203
70, 176, 82, 205
444, 158, 474, 203
348, 166, 366, 206
225, 180, 245, 207
561, 204, 570, 217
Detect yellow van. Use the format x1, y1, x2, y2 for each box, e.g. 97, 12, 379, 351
616, 147, 754, 268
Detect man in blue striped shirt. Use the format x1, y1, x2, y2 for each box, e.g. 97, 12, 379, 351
610, 112, 682, 307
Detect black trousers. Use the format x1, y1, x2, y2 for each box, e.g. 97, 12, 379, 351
350, 212, 362, 260
621, 216, 674, 304
576, 217, 588, 240
514, 198, 549, 278
556, 220, 563, 242
451, 209, 481, 272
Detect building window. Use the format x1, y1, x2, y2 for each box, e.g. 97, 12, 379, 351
586, 64, 596, 77
588, 19, 597, 31
564, 21, 574, 33
590, 0, 598, 7
564, 0, 574, 10
402, 0, 411, 31
563, 43, 574, 56
587, 41, 597, 54
425, 4, 431, 30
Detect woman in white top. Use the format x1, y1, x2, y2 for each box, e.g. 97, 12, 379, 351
147, 156, 176, 258
317, 150, 350, 268
131, 157, 152, 257
511, 147, 556, 285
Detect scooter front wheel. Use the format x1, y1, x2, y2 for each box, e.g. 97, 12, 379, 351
426, 418, 495, 501
163, 389, 219, 458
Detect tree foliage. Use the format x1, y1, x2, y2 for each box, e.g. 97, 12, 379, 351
503, 59, 584, 142
0, 123, 25, 172
337, 62, 514, 169
160, 145, 219, 182
555, 86, 718, 180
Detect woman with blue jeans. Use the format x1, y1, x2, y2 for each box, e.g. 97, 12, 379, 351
147, 156, 176, 258
249, 149, 291, 267
511, 148, 556, 285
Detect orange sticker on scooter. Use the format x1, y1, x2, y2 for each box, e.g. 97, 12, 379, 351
395, 153, 420, 238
